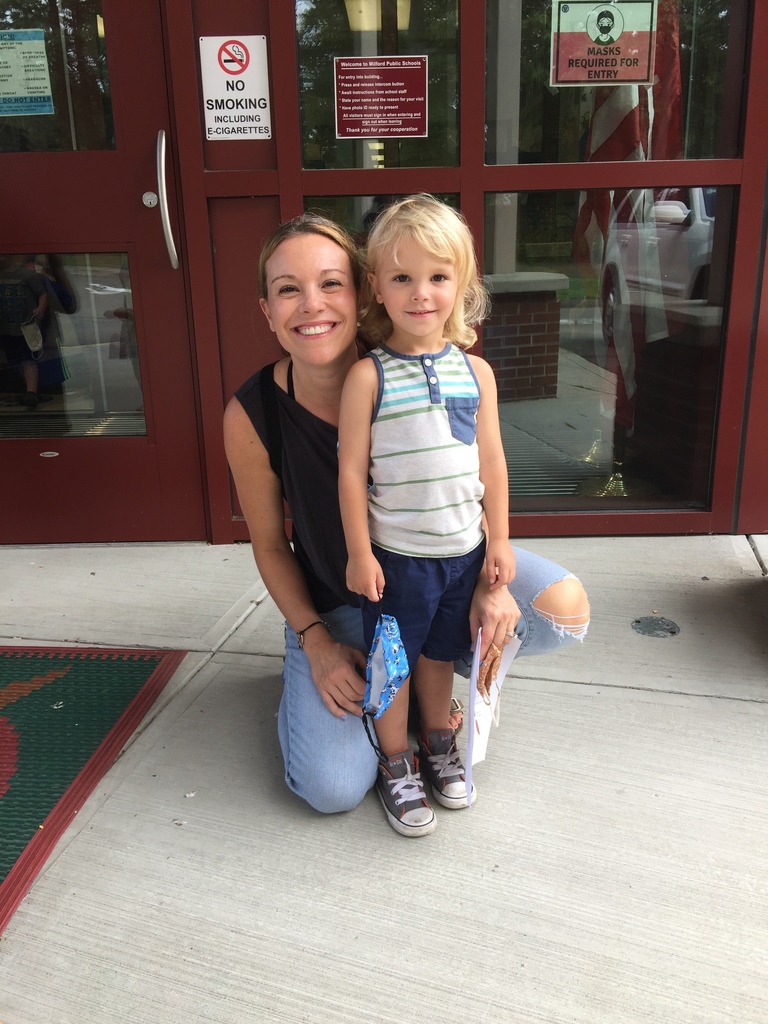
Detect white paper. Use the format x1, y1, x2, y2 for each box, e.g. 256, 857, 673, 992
199, 36, 271, 139
464, 627, 521, 805
0, 30, 54, 116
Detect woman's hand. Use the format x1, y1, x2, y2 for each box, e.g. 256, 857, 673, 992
304, 634, 367, 718
224, 395, 367, 720
469, 572, 522, 661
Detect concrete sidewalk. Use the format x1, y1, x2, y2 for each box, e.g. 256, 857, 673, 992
1, 536, 767, 1024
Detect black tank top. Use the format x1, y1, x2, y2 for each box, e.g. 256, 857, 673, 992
235, 365, 356, 612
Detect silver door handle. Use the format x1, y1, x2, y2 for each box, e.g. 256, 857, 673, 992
156, 130, 179, 270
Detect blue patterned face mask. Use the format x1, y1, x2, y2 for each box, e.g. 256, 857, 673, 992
362, 610, 410, 758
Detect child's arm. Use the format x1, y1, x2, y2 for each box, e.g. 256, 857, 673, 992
338, 358, 385, 602
468, 355, 516, 590
31, 277, 48, 318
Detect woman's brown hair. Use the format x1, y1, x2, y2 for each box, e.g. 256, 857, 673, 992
258, 213, 364, 299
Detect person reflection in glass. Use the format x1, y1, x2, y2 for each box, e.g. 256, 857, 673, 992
104, 259, 142, 406
28, 254, 76, 404
0, 254, 48, 409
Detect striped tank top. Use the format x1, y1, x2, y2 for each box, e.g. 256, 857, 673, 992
366, 342, 485, 558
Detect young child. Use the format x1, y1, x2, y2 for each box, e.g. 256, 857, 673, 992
338, 194, 515, 838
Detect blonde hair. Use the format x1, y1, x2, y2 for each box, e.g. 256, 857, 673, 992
258, 213, 363, 299
360, 194, 489, 349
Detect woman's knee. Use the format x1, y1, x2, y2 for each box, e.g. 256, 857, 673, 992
532, 575, 590, 640
293, 767, 375, 815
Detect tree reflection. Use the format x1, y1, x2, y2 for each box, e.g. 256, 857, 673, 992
296, 0, 459, 169
0, 1, 112, 153
490, 0, 737, 164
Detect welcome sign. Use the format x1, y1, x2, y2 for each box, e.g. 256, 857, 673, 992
551, 1, 658, 86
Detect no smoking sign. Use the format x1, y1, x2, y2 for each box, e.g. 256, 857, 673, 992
199, 35, 271, 139
218, 39, 250, 74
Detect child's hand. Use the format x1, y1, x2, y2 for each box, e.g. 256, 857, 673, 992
485, 540, 516, 590
346, 553, 385, 603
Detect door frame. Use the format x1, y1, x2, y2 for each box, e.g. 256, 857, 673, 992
166, 0, 768, 542
736, 186, 768, 534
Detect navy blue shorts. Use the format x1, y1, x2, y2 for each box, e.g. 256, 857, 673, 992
361, 540, 486, 672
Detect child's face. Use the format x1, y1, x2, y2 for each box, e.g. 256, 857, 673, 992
369, 237, 458, 353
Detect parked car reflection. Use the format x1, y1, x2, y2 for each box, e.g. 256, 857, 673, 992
596, 186, 719, 425
600, 186, 716, 342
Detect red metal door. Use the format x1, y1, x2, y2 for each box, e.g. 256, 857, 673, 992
0, 0, 205, 542
737, 231, 768, 534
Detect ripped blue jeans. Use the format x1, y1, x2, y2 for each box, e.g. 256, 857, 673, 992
278, 546, 588, 814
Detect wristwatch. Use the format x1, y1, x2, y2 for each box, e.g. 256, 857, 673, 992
296, 619, 330, 650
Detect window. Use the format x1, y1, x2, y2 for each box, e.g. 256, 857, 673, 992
296, 0, 459, 169
486, 0, 745, 165
484, 186, 733, 509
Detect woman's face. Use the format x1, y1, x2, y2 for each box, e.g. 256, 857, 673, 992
259, 234, 358, 364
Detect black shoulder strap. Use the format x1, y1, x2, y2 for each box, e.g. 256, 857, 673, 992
259, 361, 283, 482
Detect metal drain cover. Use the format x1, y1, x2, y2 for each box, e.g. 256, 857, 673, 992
631, 616, 680, 637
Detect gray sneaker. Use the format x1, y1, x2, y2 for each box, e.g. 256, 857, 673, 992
375, 749, 436, 837
418, 729, 476, 809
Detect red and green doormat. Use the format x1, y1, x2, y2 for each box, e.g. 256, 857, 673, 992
0, 646, 186, 934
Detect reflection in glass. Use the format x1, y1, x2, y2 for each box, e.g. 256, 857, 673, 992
305, 193, 459, 241
0, 253, 145, 438
0, 1, 113, 153
296, 0, 458, 169
486, 0, 745, 165
484, 187, 731, 510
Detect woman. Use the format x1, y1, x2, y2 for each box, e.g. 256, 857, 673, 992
223, 213, 590, 817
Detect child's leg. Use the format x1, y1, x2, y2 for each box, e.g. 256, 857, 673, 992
413, 655, 475, 809
20, 359, 39, 406
372, 675, 436, 837
372, 675, 411, 757
411, 655, 455, 732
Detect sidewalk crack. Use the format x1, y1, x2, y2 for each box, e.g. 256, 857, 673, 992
519, 675, 768, 704
747, 535, 768, 575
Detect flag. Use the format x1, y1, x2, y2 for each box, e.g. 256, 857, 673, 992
573, 0, 683, 432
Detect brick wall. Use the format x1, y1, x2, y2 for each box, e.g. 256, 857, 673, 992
482, 290, 560, 402
631, 333, 719, 504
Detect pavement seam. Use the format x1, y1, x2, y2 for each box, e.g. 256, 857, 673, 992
513, 674, 768, 703
747, 534, 768, 575
207, 588, 270, 655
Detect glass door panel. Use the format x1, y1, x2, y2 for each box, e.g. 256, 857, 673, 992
306, 192, 459, 240
295, 0, 459, 169
0, 252, 145, 438
484, 185, 733, 511
485, 0, 747, 165
0, 1, 114, 152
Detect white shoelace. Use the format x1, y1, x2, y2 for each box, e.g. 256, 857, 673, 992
388, 764, 426, 806
428, 747, 462, 780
